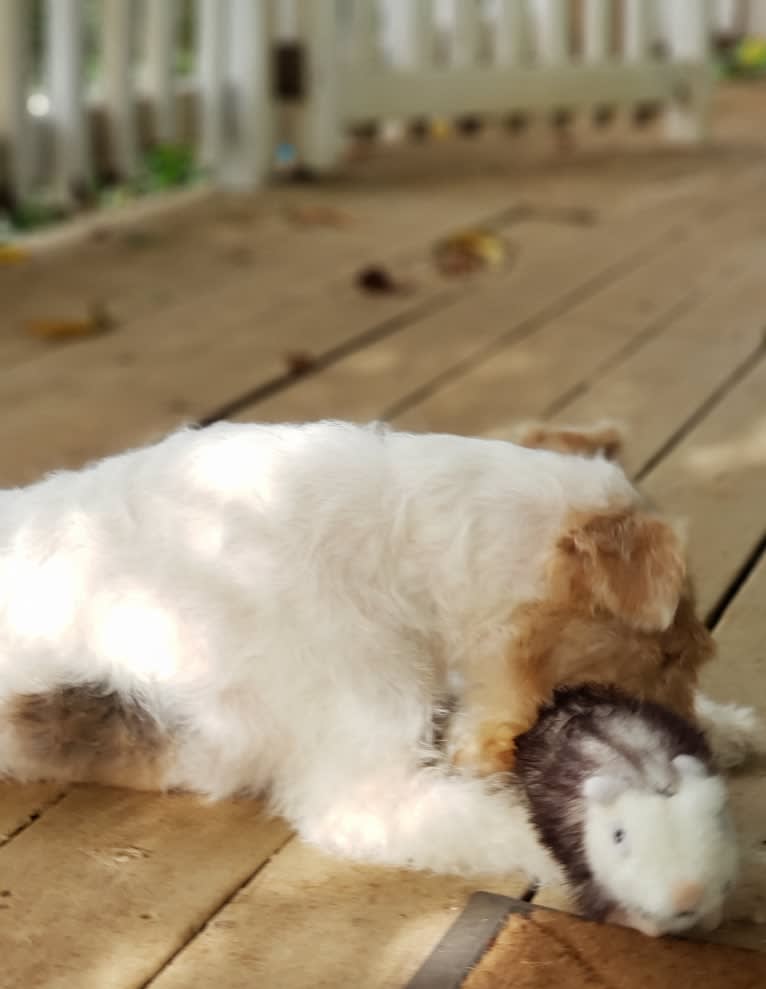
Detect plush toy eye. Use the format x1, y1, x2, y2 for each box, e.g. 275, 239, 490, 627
613, 827, 626, 845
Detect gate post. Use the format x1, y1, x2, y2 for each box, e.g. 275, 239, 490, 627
294, 0, 343, 172
663, 0, 714, 142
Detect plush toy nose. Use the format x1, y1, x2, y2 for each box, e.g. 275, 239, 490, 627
672, 881, 704, 915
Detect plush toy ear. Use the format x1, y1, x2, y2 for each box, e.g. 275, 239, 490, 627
559, 509, 686, 632
672, 754, 709, 780
584, 775, 625, 805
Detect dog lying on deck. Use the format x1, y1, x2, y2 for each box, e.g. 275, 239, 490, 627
0, 420, 759, 879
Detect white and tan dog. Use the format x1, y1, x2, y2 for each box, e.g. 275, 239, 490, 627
0, 420, 758, 881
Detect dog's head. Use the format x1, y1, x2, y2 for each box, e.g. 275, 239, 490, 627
517, 509, 714, 721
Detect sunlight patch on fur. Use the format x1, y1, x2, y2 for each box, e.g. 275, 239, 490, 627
1, 553, 83, 640
89, 590, 182, 681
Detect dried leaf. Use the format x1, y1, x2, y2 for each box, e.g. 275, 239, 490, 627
285, 204, 353, 228
0, 244, 27, 264
26, 302, 116, 342
284, 351, 317, 375
433, 230, 508, 277
355, 265, 413, 295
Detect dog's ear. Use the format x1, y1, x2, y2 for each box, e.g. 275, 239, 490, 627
513, 421, 625, 462
559, 510, 686, 632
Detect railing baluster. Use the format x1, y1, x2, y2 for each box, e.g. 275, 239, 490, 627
495, 0, 531, 65
624, 0, 650, 60
294, 0, 341, 171
746, 0, 766, 34
0, 0, 31, 200
47, 0, 91, 199
224, 0, 274, 187
196, 0, 227, 174
663, 0, 713, 141
583, 0, 611, 62
144, 0, 180, 143
535, 0, 569, 63
348, 0, 380, 66
102, 0, 139, 176
451, 0, 481, 67
386, 0, 434, 68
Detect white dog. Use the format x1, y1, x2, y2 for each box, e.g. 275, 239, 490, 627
0, 421, 758, 882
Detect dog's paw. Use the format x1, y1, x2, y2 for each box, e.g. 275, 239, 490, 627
452, 720, 519, 776
695, 693, 766, 770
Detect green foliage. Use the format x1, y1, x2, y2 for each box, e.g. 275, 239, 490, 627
1, 197, 72, 234
141, 144, 199, 190
2, 144, 203, 235
718, 36, 766, 79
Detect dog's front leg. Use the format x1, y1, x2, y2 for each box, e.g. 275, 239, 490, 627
447, 646, 549, 776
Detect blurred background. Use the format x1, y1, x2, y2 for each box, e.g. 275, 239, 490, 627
2, 4, 766, 986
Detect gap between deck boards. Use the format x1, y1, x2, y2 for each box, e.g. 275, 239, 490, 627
198, 167, 766, 433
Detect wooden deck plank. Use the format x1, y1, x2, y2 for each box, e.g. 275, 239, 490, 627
148, 840, 530, 989
0, 85, 764, 988
244, 189, 765, 432
0, 171, 737, 488
392, 229, 766, 437
0, 782, 65, 843
1, 137, 685, 374
639, 354, 766, 618
701, 555, 766, 953
149, 188, 766, 981
0, 181, 517, 374
0, 787, 291, 989
526, 295, 766, 482
4, 143, 765, 487
530, 355, 766, 944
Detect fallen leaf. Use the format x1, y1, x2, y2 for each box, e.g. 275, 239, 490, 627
121, 228, 159, 249
355, 265, 412, 295
431, 119, 452, 140
433, 229, 508, 276
285, 204, 354, 228
284, 351, 317, 375
0, 243, 27, 264
25, 302, 117, 341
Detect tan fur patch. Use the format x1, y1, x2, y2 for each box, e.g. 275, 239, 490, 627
8, 686, 172, 790
458, 422, 711, 777
468, 509, 713, 775
514, 422, 624, 462
557, 509, 687, 633
508, 581, 713, 727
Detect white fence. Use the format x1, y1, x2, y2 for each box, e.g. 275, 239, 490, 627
0, 1, 764, 211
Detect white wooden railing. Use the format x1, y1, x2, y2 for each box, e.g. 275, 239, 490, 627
0, 1, 764, 214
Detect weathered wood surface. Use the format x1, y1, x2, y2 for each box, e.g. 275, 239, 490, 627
1, 85, 766, 986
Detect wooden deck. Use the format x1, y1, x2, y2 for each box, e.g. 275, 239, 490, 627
2, 83, 766, 987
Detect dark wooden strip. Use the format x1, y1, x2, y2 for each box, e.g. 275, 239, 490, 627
405, 892, 531, 989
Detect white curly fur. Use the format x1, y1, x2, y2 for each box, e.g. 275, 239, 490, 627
0, 420, 760, 882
